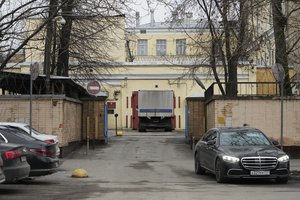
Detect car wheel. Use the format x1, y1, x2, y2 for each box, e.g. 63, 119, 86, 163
194, 152, 205, 175
215, 158, 226, 183
276, 177, 288, 184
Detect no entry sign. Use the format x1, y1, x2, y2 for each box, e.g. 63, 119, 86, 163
87, 81, 101, 95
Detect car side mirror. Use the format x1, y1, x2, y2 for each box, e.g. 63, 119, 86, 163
272, 140, 279, 146
207, 140, 216, 146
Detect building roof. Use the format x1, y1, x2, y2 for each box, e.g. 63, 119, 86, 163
135, 19, 208, 29
127, 18, 221, 34
0, 71, 97, 99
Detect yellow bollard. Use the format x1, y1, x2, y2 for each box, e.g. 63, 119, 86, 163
71, 168, 88, 178
116, 131, 123, 136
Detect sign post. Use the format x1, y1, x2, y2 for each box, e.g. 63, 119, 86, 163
272, 64, 285, 150
114, 113, 118, 136
30, 62, 39, 136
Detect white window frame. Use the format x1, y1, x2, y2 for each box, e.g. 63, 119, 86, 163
137, 39, 148, 56
176, 39, 186, 55
156, 39, 167, 56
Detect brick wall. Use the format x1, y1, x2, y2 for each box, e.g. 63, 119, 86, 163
62, 100, 82, 146
0, 95, 82, 147
207, 98, 300, 146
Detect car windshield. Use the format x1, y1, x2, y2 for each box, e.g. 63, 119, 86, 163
219, 130, 271, 146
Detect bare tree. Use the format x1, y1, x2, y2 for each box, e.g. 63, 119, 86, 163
0, 0, 49, 71
1, 0, 134, 83
158, 0, 260, 97
54, 0, 129, 78
25, 0, 134, 90
271, 0, 292, 95
284, 1, 300, 90
156, 0, 300, 96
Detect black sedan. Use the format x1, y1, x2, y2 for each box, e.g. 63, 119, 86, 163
0, 142, 30, 183
194, 127, 290, 183
0, 126, 59, 177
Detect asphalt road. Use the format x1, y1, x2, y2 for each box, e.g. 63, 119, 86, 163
1, 130, 300, 200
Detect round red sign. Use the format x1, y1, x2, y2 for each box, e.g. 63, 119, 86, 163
86, 81, 101, 95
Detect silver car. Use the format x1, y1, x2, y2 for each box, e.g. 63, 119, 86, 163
0, 122, 60, 156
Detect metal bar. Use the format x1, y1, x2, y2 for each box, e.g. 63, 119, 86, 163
94, 115, 97, 150
30, 68, 32, 136
280, 80, 284, 150
104, 104, 108, 144
86, 116, 89, 155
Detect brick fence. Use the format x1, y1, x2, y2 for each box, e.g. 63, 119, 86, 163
0, 95, 82, 156
187, 96, 300, 158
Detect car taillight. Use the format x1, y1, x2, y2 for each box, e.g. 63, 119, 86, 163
5, 150, 22, 160
30, 149, 53, 157
45, 139, 55, 143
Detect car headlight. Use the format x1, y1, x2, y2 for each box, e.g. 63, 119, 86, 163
278, 155, 289, 162
222, 155, 240, 163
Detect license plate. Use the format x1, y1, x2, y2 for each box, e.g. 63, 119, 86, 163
20, 156, 26, 162
250, 171, 270, 176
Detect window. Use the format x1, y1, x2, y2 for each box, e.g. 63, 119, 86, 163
137, 39, 148, 56
156, 39, 166, 56
176, 39, 186, 55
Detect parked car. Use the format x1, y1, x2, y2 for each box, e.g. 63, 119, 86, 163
0, 126, 59, 177
0, 156, 5, 183
194, 127, 290, 183
0, 122, 60, 156
0, 142, 30, 183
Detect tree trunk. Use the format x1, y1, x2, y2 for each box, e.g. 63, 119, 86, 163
271, 0, 292, 95
56, 0, 74, 77
44, 0, 58, 93
222, 0, 238, 97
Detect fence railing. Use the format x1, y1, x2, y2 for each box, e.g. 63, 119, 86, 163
205, 82, 300, 99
